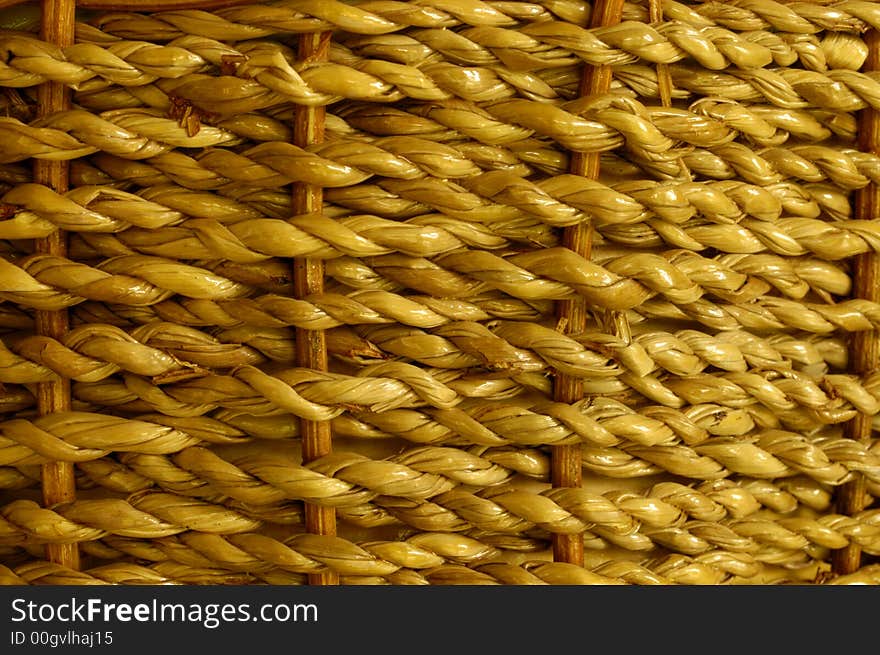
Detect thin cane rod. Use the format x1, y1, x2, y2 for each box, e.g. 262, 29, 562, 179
293, 30, 338, 587
832, 28, 880, 577
648, 0, 673, 108
552, 0, 625, 568
34, 0, 78, 571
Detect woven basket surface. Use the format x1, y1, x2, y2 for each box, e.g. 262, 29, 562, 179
1, 0, 880, 586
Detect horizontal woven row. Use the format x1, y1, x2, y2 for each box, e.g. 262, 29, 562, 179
0, 0, 879, 585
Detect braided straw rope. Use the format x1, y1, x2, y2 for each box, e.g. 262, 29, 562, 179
0, 0, 879, 585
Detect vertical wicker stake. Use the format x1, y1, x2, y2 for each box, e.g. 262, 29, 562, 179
552, 0, 625, 566
35, 0, 79, 571
832, 28, 880, 577
648, 0, 673, 108
293, 30, 338, 586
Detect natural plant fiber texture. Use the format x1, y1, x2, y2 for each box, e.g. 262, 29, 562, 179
1, 0, 880, 585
